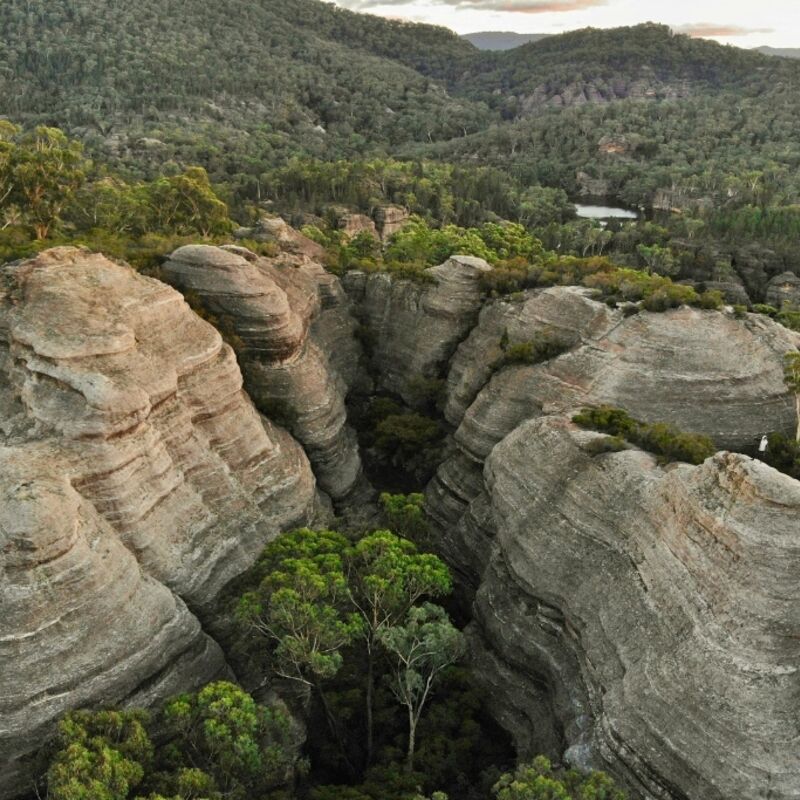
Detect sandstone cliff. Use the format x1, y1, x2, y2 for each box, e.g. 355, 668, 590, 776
162, 244, 369, 505
418, 285, 799, 798
0, 248, 320, 794
470, 417, 800, 799
2, 244, 799, 800
343, 256, 492, 407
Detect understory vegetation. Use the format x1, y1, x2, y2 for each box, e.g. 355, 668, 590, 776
573, 406, 716, 465
38, 525, 626, 800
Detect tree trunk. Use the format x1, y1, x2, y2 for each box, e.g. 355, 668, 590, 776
315, 681, 357, 779
365, 648, 375, 768
404, 705, 416, 773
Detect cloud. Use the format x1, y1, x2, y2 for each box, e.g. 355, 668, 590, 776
674, 23, 774, 38
337, 0, 607, 13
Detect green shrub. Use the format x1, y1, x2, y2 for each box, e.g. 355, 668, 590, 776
573, 406, 716, 465
498, 330, 571, 368
583, 435, 628, 456
753, 303, 779, 317
694, 289, 724, 310
777, 309, 800, 332
763, 432, 800, 479
732, 304, 748, 318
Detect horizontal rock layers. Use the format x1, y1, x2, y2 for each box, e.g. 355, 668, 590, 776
343, 256, 492, 406
0, 248, 319, 796
163, 245, 369, 504
418, 285, 800, 798
428, 288, 798, 588
471, 417, 800, 799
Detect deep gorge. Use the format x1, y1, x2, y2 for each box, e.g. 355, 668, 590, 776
1, 226, 798, 799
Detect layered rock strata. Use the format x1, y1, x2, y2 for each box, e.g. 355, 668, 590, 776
469, 416, 800, 800
427, 287, 797, 584
0, 248, 319, 795
343, 256, 492, 406
163, 245, 368, 503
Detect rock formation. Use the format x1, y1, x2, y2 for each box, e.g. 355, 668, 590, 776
468, 416, 800, 799
162, 245, 369, 504
344, 256, 492, 406
374, 205, 410, 241
0, 248, 320, 795
234, 214, 325, 260
2, 239, 799, 800
337, 212, 379, 240
766, 270, 800, 310
428, 287, 796, 575
419, 285, 799, 798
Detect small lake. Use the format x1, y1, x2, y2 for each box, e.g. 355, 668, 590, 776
574, 203, 639, 221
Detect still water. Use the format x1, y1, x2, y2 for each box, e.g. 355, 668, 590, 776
574, 203, 639, 220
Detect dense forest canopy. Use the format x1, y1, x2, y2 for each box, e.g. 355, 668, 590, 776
2, 1, 800, 293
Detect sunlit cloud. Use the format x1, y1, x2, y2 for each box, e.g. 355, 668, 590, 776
674, 23, 774, 38
337, 0, 607, 13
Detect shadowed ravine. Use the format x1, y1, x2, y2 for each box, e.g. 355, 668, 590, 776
1, 234, 798, 799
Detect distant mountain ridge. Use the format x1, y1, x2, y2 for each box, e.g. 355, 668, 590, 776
0, 0, 798, 193
462, 31, 549, 51
755, 45, 800, 59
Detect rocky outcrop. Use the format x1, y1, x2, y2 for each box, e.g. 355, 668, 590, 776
374, 205, 410, 242
420, 284, 800, 799
163, 245, 369, 504
234, 214, 325, 260
337, 212, 379, 241
0, 248, 320, 795
469, 416, 800, 800
428, 286, 797, 580
344, 256, 492, 406
766, 270, 800, 309
520, 78, 691, 116
3, 240, 799, 800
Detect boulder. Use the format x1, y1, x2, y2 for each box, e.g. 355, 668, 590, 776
234, 214, 325, 260
766, 271, 800, 309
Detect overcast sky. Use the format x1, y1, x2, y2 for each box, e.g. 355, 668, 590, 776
330, 0, 799, 48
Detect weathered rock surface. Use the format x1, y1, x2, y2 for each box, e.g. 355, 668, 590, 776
163, 245, 369, 503
445, 288, 796, 460
0, 248, 319, 795
234, 214, 325, 260
429, 285, 798, 587
468, 416, 800, 800
374, 205, 410, 241
766, 270, 800, 309
337, 212, 379, 240
344, 256, 492, 406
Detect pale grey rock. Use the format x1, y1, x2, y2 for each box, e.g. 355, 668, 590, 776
354, 256, 492, 406
766, 271, 800, 309
163, 245, 369, 503
469, 416, 800, 800
450, 288, 796, 463
234, 214, 325, 260
0, 248, 320, 797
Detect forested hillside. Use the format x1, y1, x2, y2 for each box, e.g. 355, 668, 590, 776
2, 0, 800, 299
0, 0, 491, 182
